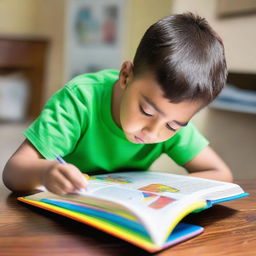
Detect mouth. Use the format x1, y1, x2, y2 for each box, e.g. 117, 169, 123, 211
134, 135, 145, 144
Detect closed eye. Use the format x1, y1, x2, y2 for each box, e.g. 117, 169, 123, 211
166, 123, 176, 132
140, 104, 177, 132
139, 105, 153, 117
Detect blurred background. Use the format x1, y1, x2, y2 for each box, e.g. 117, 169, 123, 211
0, 0, 255, 183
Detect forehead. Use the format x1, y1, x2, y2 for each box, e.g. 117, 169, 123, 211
131, 75, 202, 121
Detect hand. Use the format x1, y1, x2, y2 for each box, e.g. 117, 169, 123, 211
41, 162, 87, 195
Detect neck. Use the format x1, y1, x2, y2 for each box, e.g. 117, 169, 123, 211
111, 80, 123, 128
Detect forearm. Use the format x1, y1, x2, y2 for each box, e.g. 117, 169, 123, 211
189, 168, 233, 182
183, 147, 233, 183
2, 155, 54, 192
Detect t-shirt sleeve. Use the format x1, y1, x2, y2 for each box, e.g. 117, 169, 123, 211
24, 86, 88, 160
163, 122, 209, 166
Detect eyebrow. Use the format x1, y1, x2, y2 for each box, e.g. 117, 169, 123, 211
142, 95, 188, 127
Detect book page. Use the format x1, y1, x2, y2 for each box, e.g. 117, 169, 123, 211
86, 171, 242, 200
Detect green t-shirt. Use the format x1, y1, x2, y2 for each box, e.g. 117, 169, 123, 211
24, 70, 209, 174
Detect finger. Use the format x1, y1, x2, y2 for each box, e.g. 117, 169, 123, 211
59, 164, 87, 190
49, 184, 66, 196
45, 176, 67, 195
57, 174, 78, 193
48, 169, 77, 194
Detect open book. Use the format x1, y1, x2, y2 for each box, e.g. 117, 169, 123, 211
18, 171, 248, 252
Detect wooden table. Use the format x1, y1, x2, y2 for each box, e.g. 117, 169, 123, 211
0, 180, 255, 256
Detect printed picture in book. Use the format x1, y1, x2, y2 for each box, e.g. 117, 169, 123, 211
91, 174, 179, 210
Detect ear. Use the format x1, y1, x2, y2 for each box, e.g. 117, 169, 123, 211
119, 61, 134, 89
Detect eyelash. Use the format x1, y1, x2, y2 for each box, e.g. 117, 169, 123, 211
166, 124, 176, 132
139, 105, 176, 132
139, 105, 152, 117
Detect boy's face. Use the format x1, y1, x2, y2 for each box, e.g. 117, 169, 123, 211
116, 71, 203, 144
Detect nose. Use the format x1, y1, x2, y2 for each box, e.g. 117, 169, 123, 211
142, 122, 159, 140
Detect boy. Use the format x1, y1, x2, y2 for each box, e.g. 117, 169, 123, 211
3, 13, 233, 195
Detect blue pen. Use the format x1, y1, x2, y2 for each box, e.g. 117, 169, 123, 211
56, 155, 67, 165
55, 155, 88, 193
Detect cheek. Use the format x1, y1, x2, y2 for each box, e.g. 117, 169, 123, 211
156, 127, 178, 143
120, 100, 142, 132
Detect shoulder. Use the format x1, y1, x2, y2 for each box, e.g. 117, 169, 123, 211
65, 69, 119, 94
58, 70, 119, 107
39, 70, 119, 126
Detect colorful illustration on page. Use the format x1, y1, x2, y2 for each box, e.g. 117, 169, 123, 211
141, 192, 158, 202
138, 184, 179, 193
141, 192, 176, 210
139, 184, 178, 209
90, 175, 132, 184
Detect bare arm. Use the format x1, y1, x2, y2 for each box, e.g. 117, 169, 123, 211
2, 139, 87, 195
183, 146, 233, 182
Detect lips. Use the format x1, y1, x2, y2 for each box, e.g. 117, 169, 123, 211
134, 135, 145, 143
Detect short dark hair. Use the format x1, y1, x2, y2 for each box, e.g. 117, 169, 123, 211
133, 12, 227, 105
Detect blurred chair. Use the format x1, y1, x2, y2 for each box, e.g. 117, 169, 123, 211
0, 36, 49, 120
